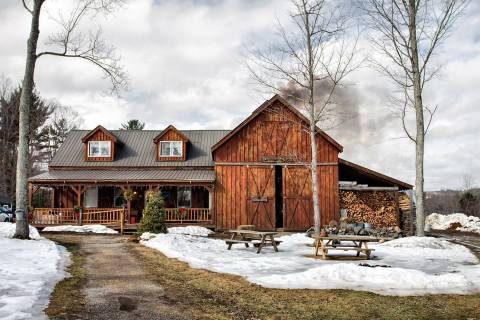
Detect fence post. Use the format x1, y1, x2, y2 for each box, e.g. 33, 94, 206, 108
79, 208, 83, 226
120, 209, 124, 235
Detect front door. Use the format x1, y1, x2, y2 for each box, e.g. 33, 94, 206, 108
283, 166, 313, 230
246, 166, 275, 230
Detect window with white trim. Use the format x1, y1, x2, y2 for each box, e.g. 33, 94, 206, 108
159, 141, 182, 157
88, 141, 111, 157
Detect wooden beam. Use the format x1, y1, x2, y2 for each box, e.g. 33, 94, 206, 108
339, 186, 399, 191
215, 162, 337, 167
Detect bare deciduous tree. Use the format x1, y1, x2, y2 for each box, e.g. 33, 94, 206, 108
247, 0, 358, 234
14, 0, 127, 239
359, 0, 468, 236
462, 174, 475, 191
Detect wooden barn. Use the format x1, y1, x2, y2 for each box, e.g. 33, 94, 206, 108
28, 95, 412, 232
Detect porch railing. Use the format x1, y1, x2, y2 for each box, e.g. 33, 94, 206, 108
31, 208, 78, 225
31, 207, 212, 225
31, 208, 125, 226
164, 208, 211, 223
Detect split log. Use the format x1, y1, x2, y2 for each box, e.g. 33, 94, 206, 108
339, 190, 399, 228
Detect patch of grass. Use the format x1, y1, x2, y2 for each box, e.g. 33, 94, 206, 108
130, 244, 480, 320
44, 235, 88, 319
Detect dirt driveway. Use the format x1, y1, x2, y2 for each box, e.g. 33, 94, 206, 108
44, 234, 190, 320
43, 233, 480, 320
432, 230, 480, 258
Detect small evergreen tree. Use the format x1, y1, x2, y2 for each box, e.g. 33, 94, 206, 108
459, 191, 478, 216
137, 192, 167, 235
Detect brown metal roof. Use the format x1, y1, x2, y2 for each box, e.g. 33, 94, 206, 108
29, 169, 215, 183
50, 130, 230, 168
339, 158, 413, 190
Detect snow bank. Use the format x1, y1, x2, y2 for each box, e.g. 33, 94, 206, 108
139, 226, 213, 241
43, 224, 118, 234
141, 231, 480, 296
381, 236, 462, 250
0, 222, 41, 239
168, 226, 213, 237
426, 213, 480, 234
0, 223, 70, 320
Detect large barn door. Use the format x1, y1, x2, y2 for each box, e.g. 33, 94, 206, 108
246, 166, 276, 230
283, 166, 313, 230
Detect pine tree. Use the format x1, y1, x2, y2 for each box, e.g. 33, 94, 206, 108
137, 192, 168, 235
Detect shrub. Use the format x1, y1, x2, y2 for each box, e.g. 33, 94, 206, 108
137, 192, 168, 235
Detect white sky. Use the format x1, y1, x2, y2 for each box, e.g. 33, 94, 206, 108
1, 0, 479, 191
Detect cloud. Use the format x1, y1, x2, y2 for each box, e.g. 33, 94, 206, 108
0, 0, 479, 191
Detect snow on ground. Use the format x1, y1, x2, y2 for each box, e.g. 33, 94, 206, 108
168, 226, 214, 236
0, 222, 70, 320
426, 213, 480, 234
42, 224, 118, 234
141, 227, 480, 296
140, 226, 214, 241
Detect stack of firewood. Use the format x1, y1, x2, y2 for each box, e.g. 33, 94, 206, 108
340, 190, 399, 228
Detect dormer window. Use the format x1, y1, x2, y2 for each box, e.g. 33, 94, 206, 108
159, 141, 182, 157
88, 141, 111, 157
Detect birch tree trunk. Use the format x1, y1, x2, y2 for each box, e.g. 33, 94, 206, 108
408, 0, 426, 236
310, 121, 321, 234
304, 0, 321, 235
14, 0, 44, 239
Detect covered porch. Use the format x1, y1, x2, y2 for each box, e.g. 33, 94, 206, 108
28, 169, 215, 231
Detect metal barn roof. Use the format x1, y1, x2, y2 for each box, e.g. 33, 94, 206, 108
49, 130, 230, 168
29, 169, 215, 183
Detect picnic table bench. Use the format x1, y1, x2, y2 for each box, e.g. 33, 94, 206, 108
226, 230, 280, 254
312, 235, 393, 260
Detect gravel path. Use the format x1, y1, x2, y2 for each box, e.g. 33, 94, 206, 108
45, 234, 190, 320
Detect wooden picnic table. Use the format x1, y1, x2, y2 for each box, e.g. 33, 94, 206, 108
312, 235, 393, 260
226, 230, 280, 254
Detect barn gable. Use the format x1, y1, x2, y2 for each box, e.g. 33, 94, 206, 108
212, 95, 342, 164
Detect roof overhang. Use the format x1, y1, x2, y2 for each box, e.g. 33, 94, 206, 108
153, 125, 189, 143
81, 125, 118, 143
339, 158, 413, 190
29, 169, 215, 184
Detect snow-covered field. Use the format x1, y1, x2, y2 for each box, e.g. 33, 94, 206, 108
0, 223, 70, 320
42, 224, 118, 234
141, 227, 480, 296
426, 213, 480, 234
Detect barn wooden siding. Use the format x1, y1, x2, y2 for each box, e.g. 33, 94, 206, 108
83, 130, 116, 162
213, 100, 339, 231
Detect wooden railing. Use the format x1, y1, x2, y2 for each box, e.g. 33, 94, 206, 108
83, 208, 124, 225
31, 207, 211, 226
31, 208, 78, 225
32, 208, 124, 226
164, 208, 211, 223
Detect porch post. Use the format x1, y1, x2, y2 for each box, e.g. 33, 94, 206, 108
51, 187, 55, 208
208, 188, 213, 210
206, 185, 214, 223
120, 186, 131, 223
27, 183, 33, 208
76, 189, 82, 208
